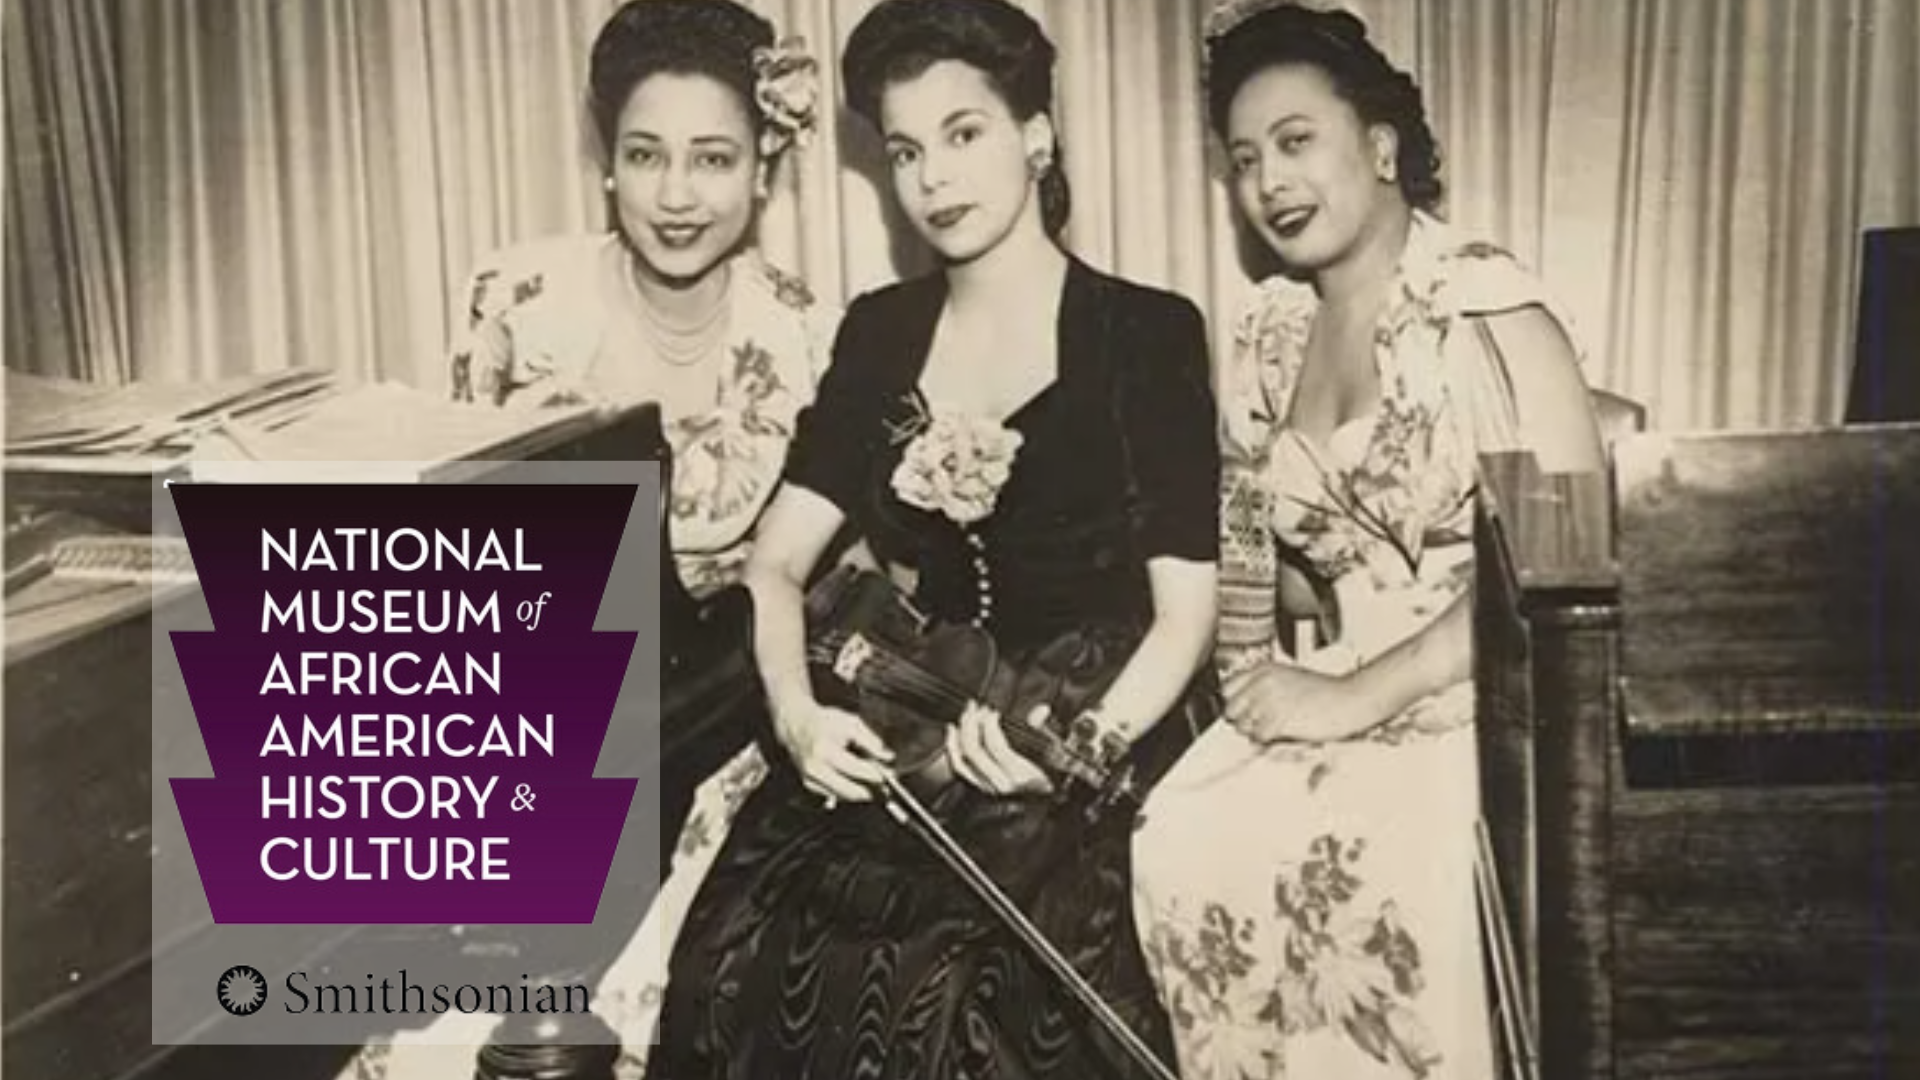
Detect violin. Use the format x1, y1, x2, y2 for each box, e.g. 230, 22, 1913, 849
801, 564, 1202, 816
800, 563, 1194, 1080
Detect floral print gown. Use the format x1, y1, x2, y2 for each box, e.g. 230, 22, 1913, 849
337, 234, 835, 1080
451, 233, 839, 600
1131, 213, 1585, 1080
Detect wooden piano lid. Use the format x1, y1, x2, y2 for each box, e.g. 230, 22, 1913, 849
1612, 424, 1920, 738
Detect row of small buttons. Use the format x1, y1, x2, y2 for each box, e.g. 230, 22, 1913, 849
965, 530, 992, 628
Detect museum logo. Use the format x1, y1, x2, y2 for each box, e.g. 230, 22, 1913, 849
280, 970, 592, 1016
217, 964, 269, 1017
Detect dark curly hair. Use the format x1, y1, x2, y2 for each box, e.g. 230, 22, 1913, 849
1204, 5, 1444, 212
587, 0, 775, 159
842, 0, 1072, 239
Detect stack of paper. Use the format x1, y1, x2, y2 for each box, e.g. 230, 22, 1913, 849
6, 369, 340, 463
185, 381, 604, 483
8, 371, 601, 484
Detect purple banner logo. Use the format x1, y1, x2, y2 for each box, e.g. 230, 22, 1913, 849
168, 483, 640, 924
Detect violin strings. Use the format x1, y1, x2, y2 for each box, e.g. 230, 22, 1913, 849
860, 661, 1102, 776
816, 636, 1109, 778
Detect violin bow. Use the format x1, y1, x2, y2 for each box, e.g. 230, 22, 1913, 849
878, 775, 1180, 1080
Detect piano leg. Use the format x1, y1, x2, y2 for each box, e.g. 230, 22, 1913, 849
1531, 599, 1618, 1080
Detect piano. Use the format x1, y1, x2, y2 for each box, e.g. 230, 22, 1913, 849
1474, 428, 1920, 1079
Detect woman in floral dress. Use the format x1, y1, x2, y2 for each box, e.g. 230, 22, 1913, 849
454, 0, 832, 608
644, 2, 1222, 1077
1132, 4, 1604, 1079
450, 0, 836, 860
338, 3, 828, 1076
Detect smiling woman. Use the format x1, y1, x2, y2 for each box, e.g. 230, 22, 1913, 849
430, 9, 848, 1002
313, 11, 857, 1076
1130, 6, 1605, 1079
605, 72, 759, 295
448, 0, 839, 605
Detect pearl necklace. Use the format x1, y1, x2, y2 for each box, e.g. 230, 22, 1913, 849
626, 255, 734, 369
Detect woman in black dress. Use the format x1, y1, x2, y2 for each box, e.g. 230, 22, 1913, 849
649, 2, 1221, 1076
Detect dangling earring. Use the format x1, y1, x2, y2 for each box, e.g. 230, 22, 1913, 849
603, 175, 616, 194
1027, 149, 1053, 180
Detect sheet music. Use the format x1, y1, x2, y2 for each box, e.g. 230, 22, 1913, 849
187, 381, 601, 483
5, 368, 337, 456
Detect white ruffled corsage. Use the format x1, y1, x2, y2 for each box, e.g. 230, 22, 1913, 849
889, 404, 1024, 526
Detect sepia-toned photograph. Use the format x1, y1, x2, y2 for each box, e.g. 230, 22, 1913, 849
4, 0, 1917, 1078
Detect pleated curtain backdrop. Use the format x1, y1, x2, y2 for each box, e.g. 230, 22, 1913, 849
4, 0, 129, 386
5, 0, 1918, 433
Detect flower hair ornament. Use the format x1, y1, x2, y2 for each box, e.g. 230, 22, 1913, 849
752, 36, 820, 158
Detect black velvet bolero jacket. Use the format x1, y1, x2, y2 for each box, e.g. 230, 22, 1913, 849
784, 257, 1221, 653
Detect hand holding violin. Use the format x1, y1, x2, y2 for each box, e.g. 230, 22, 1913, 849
798, 567, 1157, 809
946, 702, 1056, 797
772, 694, 895, 804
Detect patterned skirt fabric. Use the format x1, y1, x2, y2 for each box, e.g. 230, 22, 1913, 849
1132, 721, 1491, 1080
647, 760, 1176, 1080
1131, 555, 1495, 1080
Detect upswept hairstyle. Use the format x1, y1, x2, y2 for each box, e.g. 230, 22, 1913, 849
587, 0, 777, 157
842, 0, 1073, 239
1204, 3, 1444, 212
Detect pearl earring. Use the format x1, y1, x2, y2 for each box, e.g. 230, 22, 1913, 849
603, 175, 615, 194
